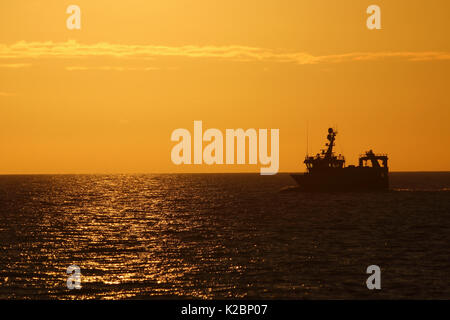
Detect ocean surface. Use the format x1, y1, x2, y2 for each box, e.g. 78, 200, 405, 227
0, 172, 449, 299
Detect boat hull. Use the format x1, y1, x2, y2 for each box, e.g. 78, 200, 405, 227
290, 167, 389, 192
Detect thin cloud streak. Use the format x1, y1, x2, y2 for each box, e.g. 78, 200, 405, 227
0, 63, 31, 68
65, 66, 161, 71
0, 40, 449, 65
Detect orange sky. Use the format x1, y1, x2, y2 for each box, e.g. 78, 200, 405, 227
1, 0, 450, 173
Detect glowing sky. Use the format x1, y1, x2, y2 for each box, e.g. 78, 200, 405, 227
1, 0, 449, 173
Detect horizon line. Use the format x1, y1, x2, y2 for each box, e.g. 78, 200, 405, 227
0, 170, 449, 176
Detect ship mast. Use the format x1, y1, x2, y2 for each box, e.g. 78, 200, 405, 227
306, 121, 309, 157
325, 128, 336, 159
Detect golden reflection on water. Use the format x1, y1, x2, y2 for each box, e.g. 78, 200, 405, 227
1, 173, 450, 299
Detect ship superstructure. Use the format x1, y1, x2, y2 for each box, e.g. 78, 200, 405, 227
291, 128, 388, 191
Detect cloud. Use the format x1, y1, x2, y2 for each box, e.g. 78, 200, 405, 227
0, 40, 449, 65
0, 63, 31, 68
312, 51, 450, 63
65, 66, 161, 71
